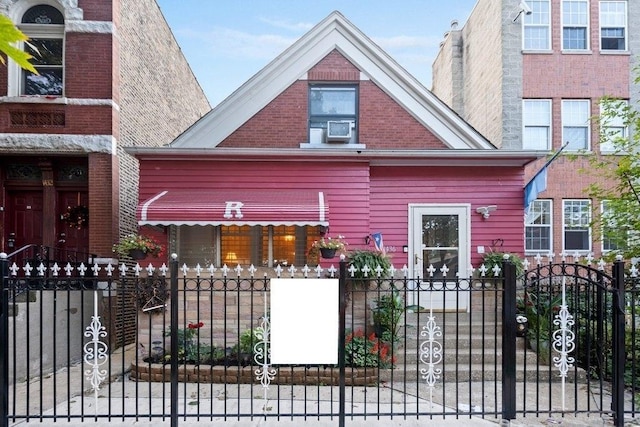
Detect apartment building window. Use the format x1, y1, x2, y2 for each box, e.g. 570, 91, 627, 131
523, 0, 551, 50
563, 199, 591, 252
599, 100, 628, 153
18, 5, 64, 96
562, 0, 589, 50
600, 1, 627, 51
601, 200, 625, 252
523, 100, 551, 150
309, 85, 358, 145
562, 100, 590, 151
525, 200, 552, 253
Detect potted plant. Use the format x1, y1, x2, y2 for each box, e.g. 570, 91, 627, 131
309, 235, 348, 259
113, 233, 164, 260
372, 288, 404, 344
480, 250, 524, 277
348, 249, 391, 281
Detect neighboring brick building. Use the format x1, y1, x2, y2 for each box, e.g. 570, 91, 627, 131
432, 0, 639, 260
0, 0, 210, 259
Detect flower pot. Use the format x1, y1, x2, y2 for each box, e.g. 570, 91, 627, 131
319, 248, 336, 258
128, 249, 147, 260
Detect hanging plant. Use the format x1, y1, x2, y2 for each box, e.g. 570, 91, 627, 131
61, 205, 89, 229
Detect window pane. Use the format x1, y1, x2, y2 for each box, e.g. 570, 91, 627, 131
601, 28, 625, 50
221, 225, 254, 265
27, 39, 63, 66
526, 227, 551, 251
564, 127, 588, 150
565, 230, 589, 250
22, 5, 64, 24
563, 200, 590, 251
524, 28, 550, 50
310, 87, 356, 116
524, 127, 550, 150
23, 69, 63, 95
563, 28, 587, 49
422, 215, 459, 248
178, 226, 216, 266
525, 200, 552, 252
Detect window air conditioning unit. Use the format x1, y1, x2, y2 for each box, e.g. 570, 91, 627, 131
326, 121, 353, 142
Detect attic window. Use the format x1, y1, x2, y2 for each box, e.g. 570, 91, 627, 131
308, 85, 357, 144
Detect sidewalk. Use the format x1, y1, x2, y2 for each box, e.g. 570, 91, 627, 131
5, 344, 623, 426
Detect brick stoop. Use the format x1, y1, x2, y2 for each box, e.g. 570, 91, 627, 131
130, 361, 380, 386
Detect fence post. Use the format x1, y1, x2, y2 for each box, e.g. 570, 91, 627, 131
0, 253, 8, 427
501, 256, 516, 420
611, 257, 626, 427
338, 258, 347, 427
169, 254, 179, 427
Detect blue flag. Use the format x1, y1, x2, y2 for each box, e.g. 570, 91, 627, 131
523, 142, 569, 211
524, 167, 547, 210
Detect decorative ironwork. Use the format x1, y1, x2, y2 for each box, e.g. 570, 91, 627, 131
552, 276, 576, 410
83, 290, 109, 411
6, 164, 41, 180
419, 294, 443, 409
254, 291, 276, 412
10, 111, 65, 127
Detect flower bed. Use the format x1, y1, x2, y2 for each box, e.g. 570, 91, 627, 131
130, 362, 380, 386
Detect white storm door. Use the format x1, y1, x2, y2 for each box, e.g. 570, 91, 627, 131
409, 204, 470, 312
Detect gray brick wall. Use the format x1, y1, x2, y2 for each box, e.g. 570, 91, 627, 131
117, 0, 211, 235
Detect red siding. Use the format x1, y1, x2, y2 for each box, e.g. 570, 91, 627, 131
139, 159, 526, 268
139, 160, 371, 247
370, 166, 525, 267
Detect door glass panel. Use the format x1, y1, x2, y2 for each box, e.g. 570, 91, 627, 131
422, 215, 459, 279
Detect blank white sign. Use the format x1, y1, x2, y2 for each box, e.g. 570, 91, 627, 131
270, 278, 339, 365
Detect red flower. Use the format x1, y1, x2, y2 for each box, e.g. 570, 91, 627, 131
188, 321, 204, 329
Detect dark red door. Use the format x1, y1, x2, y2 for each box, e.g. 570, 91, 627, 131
7, 190, 43, 251
57, 191, 89, 255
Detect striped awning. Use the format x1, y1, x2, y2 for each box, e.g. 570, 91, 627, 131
137, 190, 328, 226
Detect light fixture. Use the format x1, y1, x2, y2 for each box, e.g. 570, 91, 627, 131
476, 205, 498, 219
513, 0, 533, 22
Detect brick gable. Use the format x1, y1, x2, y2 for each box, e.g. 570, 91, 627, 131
220, 50, 447, 150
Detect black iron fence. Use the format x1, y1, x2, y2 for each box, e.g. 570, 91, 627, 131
0, 254, 638, 426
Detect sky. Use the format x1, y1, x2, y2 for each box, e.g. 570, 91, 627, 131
155, 1, 478, 107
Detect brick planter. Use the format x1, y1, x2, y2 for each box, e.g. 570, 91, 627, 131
130, 361, 380, 386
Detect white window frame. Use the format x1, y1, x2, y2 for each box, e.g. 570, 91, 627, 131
562, 0, 590, 51
601, 200, 624, 253
599, 100, 628, 154
7, 1, 65, 97
525, 199, 553, 254
563, 199, 592, 253
523, 0, 551, 51
523, 99, 552, 150
562, 100, 591, 151
599, 1, 627, 51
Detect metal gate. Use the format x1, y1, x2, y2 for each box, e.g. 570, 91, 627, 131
1, 253, 637, 426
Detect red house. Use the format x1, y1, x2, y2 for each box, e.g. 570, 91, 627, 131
128, 12, 542, 309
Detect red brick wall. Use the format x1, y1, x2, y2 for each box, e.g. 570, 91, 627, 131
78, 0, 114, 21
220, 50, 446, 150
65, 33, 114, 99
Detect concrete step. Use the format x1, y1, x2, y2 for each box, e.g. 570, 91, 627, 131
379, 364, 587, 383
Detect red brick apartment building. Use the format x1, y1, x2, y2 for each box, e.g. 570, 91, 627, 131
0, 0, 210, 259
433, 0, 638, 261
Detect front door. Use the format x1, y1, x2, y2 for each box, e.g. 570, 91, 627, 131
409, 204, 470, 312
6, 190, 43, 252
57, 191, 90, 255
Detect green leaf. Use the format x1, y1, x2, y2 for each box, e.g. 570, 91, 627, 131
0, 14, 38, 74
